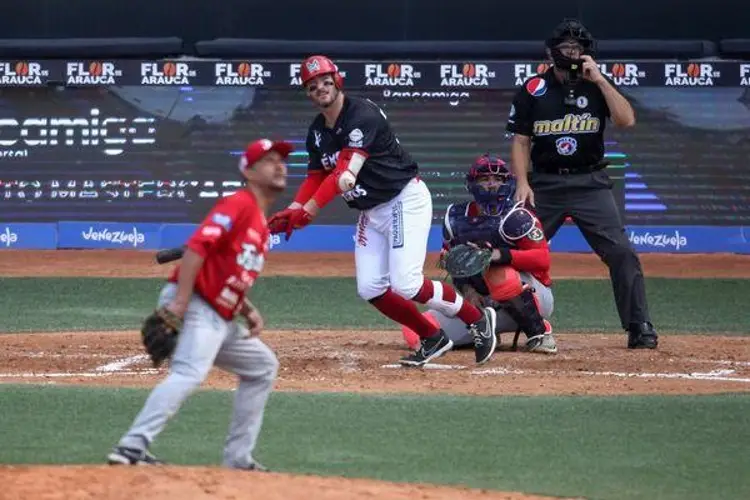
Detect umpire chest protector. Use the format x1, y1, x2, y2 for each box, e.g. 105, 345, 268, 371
512, 69, 611, 171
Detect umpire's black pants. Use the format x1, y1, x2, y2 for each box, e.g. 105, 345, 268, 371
530, 169, 651, 329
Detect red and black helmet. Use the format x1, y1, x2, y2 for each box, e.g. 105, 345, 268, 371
301, 55, 344, 89
465, 154, 515, 214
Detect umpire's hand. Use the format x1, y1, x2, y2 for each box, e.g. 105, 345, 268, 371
514, 182, 535, 207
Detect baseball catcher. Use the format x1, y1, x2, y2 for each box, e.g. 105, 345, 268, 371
403, 154, 557, 354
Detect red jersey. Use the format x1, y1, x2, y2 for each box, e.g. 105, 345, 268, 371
168, 189, 269, 320
442, 201, 552, 287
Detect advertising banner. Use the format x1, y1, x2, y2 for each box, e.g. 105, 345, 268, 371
0, 59, 747, 88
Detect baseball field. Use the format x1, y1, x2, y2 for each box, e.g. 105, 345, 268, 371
1, 249, 749, 500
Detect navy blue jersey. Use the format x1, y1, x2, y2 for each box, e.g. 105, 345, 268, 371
306, 96, 418, 210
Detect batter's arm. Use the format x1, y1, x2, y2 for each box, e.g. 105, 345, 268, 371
300, 148, 369, 215
287, 139, 329, 209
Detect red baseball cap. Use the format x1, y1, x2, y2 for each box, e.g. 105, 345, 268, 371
239, 138, 294, 172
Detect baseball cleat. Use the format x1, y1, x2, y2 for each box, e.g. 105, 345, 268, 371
243, 461, 269, 472
627, 322, 658, 349
399, 329, 453, 367
471, 307, 498, 365
526, 320, 558, 354
107, 446, 165, 466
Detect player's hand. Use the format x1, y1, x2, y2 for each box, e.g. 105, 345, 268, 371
514, 182, 535, 207
580, 55, 605, 84
240, 298, 264, 336
285, 207, 315, 240
268, 208, 295, 234
245, 308, 264, 337
165, 300, 187, 319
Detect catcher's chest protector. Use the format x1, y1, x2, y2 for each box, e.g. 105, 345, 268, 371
446, 202, 512, 249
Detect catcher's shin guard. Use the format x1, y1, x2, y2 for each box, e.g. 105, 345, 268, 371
496, 287, 546, 341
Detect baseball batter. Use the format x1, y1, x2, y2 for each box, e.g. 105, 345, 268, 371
107, 138, 292, 470
405, 155, 557, 354
268, 55, 498, 367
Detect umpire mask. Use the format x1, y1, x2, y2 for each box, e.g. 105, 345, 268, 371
545, 18, 595, 85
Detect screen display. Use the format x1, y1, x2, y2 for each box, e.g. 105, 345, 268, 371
2, 84, 749, 225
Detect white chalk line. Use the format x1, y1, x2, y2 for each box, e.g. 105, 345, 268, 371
0, 352, 155, 380
0, 370, 160, 378
94, 354, 149, 373
380, 364, 750, 383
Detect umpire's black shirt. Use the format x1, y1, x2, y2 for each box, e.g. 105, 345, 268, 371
506, 68, 610, 171
306, 95, 418, 210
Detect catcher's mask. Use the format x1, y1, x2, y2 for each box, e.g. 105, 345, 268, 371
300, 55, 344, 90
465, 154, 515, 215
545, 18, 595, 85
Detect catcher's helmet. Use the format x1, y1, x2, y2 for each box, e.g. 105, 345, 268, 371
465, 154, 515, 214
300, 55, 344, 89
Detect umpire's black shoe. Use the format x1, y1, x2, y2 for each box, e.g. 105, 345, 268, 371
627, 322, 659, 349
471, 307, 498, 365
399, 329, 453, 367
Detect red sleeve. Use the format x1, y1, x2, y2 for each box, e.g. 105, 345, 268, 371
311, 148, 369, 209
508, 220, 550, 273
186, 196, 243, 257
293, 170, 328, 204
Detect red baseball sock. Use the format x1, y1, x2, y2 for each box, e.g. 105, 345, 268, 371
412, 278, 483, 325
370, 288, 440, 339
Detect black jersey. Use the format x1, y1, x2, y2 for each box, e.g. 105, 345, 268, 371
305, 96, 418, 210
506, 68, 613, 171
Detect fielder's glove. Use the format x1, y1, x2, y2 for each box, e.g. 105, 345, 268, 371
443, 243, 493, 279
140, 307, 182, 367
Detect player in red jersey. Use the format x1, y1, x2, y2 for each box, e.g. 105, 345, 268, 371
107, 138, 292, 470
268, 55, 498, 367
403, 154, 557, 354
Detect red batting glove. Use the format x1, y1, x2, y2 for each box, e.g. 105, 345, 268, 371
284, 207, 314, 241
268, 208, 295, 234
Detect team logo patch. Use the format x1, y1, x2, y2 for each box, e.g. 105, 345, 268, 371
211, 212, 233, 230
348, 128, 364, 148
525, 77, 547, 97
555, 136, 578, 156
576, 96, 589, 109
528, 227, 544, 242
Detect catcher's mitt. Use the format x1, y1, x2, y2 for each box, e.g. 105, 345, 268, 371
443, 243, 493, 279
141, 307, 182, 367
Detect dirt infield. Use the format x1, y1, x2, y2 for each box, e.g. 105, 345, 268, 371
3, 249, 750, 278
1, 250, 749, 500
0, 465, 582, 500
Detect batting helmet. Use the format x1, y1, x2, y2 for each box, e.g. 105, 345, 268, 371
301, 55, 344, 89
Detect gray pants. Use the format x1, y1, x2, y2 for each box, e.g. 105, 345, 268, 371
532, 169, 651, 329
430, 273, 554, 347
118, 283, 279, 468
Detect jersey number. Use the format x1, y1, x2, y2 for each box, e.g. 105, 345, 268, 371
365, 98, 401, 145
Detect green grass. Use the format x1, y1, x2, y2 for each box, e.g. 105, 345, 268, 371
1, 277, 749, 334
0, 385, 748, 500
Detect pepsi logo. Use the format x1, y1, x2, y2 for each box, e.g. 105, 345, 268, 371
525, 77, 547, 97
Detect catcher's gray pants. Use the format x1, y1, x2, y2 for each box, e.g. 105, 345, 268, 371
430, 273, 554, 347
118, 283, 279, 468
